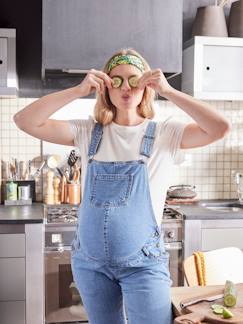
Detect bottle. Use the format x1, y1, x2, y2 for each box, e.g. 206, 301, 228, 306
6, 181, 18, 201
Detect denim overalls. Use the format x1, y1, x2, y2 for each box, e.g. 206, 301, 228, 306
71, 121, 172, 324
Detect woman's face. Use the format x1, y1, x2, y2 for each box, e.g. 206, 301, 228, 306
108, 64, 144, 112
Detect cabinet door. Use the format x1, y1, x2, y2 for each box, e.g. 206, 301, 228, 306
202, 45, 243, 92
0, 234, 25, 257
0, 301, 25, 324
202, 228, 243, 251
0, 258, 25, 301
0, 37, 8, 87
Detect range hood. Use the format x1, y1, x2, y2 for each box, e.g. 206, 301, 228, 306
42, 0, 182, 80
0, 28, 18, 97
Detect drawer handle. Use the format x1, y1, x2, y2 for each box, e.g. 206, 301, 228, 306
206, 66, 210, 70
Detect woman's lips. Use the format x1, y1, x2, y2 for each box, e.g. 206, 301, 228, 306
121, 95, 131, 101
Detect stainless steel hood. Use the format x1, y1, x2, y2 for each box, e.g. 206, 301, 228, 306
0, 28, 18, 97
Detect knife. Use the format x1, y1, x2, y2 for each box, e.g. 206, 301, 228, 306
180, 293, 224, 309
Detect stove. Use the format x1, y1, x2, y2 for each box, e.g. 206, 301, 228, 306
44, 204, 79, 224
44, 204, 184, 300
44, 205, 183, 223
163, 206, 183, 220
162, 206, 183, 243
44, 204, 184, 251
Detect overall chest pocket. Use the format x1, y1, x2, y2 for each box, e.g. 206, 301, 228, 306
90, 174, 133, 208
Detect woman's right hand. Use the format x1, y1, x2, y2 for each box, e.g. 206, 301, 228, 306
77, 69, 113, 97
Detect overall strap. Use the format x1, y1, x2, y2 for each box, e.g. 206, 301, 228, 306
88, 122, 103, 157
140, 121, 157, 158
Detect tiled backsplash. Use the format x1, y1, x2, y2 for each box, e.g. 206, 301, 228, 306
0, 98, 42, 201
1, 97, 242, 201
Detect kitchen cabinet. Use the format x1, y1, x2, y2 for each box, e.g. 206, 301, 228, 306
201, 227, 243, 251
0, 258, 25, 301
0, 29, 18, 97
184, 218, 243, 258
0, 37, 8, 87
0, 223, 44, 324
0, 229, 26, 323
182, 36, 243, 100
0, 301, 25, 324
0, 233, 25, 257
0, 0, 43, 97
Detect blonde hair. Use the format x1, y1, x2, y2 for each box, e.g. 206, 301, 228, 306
94, 48, 155, 125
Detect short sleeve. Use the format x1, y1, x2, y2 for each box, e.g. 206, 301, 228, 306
157, 117, 187, 163
68, 116, 95, 148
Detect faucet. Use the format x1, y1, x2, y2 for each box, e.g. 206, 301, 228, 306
235, 172, 243, 185
233, 171, 243, 204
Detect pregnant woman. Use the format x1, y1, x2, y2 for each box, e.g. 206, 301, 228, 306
14, 48, 230, 324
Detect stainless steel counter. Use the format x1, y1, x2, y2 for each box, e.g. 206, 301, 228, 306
176, 199, 243, 220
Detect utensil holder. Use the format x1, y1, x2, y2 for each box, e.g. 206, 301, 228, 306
64, 184, 81, 205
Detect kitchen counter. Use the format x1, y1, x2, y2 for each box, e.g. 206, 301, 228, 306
0, 203, 44, 224
174, 199, 243, 220
1, 199, 243, 224
171, 284, 223, 318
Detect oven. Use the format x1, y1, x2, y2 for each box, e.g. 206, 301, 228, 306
44, 205, 183, 323
161, 217, 184, 287
44, 205, 88, 324
45, 224, 88, 323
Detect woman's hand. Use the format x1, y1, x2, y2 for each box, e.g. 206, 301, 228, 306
138, 69, 173, 96
77, 69, 113, 97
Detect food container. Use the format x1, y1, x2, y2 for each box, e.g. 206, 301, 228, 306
167, 185, 197, 199
18, 185, 30, 200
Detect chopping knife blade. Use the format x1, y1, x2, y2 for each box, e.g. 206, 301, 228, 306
180, 293, 224, 309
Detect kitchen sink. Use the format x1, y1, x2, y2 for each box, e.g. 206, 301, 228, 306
200, 201, 243, 212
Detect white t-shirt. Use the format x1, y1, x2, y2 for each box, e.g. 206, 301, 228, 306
68, 117, 186, 226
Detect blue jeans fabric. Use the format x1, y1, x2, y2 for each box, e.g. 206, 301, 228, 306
71, 243, 172, 324
71, 121, 172, 324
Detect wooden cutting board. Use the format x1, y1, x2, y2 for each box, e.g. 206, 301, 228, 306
174, 284, 243, 324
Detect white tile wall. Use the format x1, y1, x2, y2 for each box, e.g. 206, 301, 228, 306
1, 97, 243, 201
0, 98, 42, 201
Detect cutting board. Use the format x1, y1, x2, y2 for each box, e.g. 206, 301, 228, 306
174, 284, 243, 324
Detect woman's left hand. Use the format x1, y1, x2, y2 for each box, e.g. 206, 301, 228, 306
138, 69, 173, 96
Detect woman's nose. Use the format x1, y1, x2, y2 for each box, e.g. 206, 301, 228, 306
121, 79, 131, 91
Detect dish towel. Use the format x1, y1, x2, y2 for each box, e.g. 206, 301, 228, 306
193, 251, 206, 286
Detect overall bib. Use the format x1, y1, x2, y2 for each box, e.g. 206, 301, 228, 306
71, 121, 172, 324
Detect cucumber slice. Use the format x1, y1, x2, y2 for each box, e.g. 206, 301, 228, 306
213, 307, 224, 315
211, 304, 223, 309
222, 307, 234, 319
112, 76, 122, 88
211, 304, 224, 315
224, 280, 237, 307
128, 76, 138, 88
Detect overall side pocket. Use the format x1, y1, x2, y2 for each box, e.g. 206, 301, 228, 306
141, 230, 169, 261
